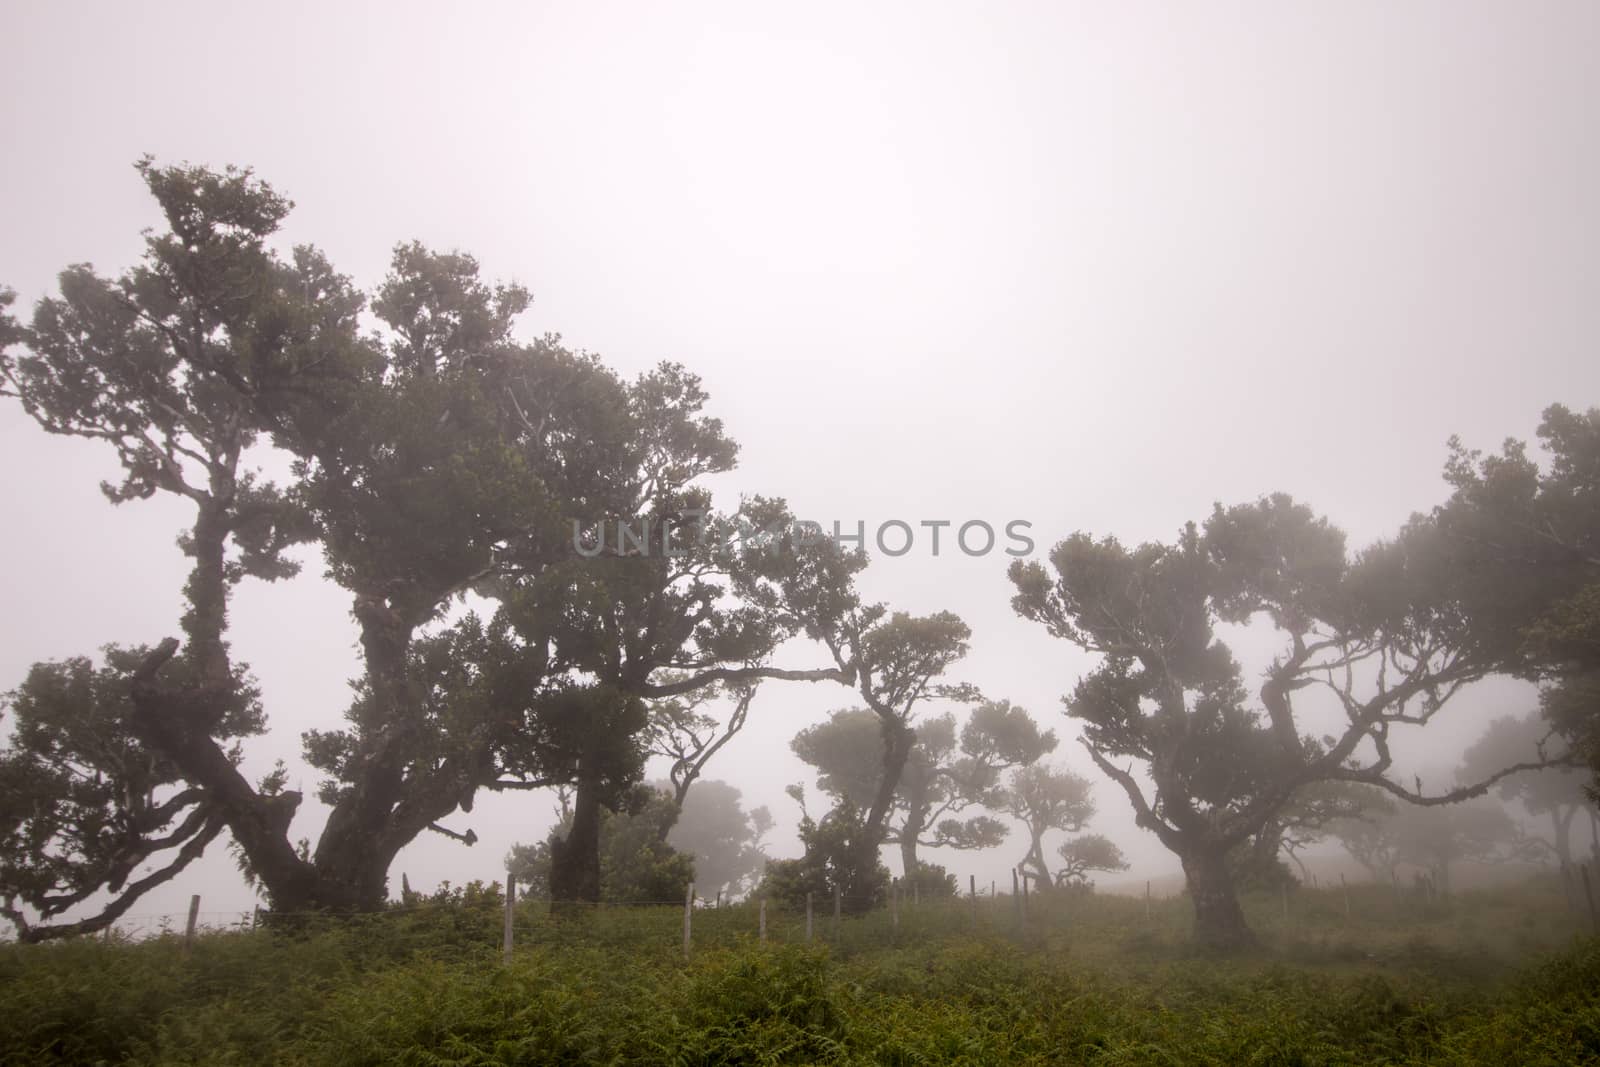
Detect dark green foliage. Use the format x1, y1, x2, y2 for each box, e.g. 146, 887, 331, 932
0, 883, 1597, 1064
791, 699, 1053, 891
1000, 761, 1097, 889
1435, 406, 1600, 800
1055, 833, 1130, 887
1008, 487, 1570, 947
902, 860, 959, 899
0, 648, 265, 938
600, 790, 695, 904
791, 709, 883, 815
755, 856, 833, 913
0, 158, 871, 920
767, 595, 976, 907
758, 806, 891, 913
0, 159, 350, 926
507, 787, 694, 904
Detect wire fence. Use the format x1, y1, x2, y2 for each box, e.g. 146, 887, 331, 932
56, 856, 1600, 957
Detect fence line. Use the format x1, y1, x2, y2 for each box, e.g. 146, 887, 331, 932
19, 857, 1598, 948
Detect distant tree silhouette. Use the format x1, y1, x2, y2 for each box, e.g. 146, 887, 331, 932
1010, 491, 1565, 948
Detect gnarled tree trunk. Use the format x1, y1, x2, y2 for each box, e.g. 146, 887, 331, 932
898, 834, 920, 882
549, 769, 603, 911
1181, 845, 1254, 950
1020, 830, 1053, 892
897, 778, 927, 876
839, 717, 915, 914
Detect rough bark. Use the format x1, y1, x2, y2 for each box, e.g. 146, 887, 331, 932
1020, 829, 1053, 892
307, 596, 422, 909
131, 605, 484, 914
3, 806, 229, 943
127, 641, 336, 906
897, 774, 926, 876
843, 718, 914, 913
181, 497, 235, 688
1181, 846, 1254, 950
898, 824, 920, 879
549, 770, 603, 910
864, 720, 915, 845
124, 495, 376, 912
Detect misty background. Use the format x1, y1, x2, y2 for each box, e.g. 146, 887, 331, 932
3, 1, 1598, 918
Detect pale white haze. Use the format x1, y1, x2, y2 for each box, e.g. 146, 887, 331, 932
2, 1, 1597, 921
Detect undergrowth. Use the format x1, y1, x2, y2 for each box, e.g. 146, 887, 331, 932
2, 881, 1596, 1065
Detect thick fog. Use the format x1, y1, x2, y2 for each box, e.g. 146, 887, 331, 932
3, 1, 1598, 921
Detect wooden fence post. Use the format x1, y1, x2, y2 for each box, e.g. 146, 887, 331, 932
683, 882, 694, 960
759, 896, 767, 943
891, 878, 899, 930
715, 888, 722, 910
183, 894, 201, 954
806, 891, 814, 942
1021, 872, 1030, 921
1145, 880, 1151, 921
503, 873, 516, 963
913, 879, 919, 908
1012, 868, 1022, 926
969, 875, 977, 925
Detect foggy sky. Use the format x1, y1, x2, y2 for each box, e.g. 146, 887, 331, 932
3, 1, 1598, 921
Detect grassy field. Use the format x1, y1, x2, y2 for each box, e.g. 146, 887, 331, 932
2, 877, 1597, 1065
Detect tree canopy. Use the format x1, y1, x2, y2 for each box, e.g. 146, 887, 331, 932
1458, 713, 1595, 867
1009, 492, 1564, 947
1, 158, 1592, 952
1428, 406, 1600, 800
791, 699, 1054, 882
1330, 798, 1542, 889
0, 160, 871, 931
998, 762, 1096, 890
665, 779, 772, 901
